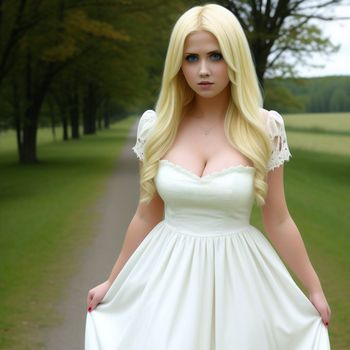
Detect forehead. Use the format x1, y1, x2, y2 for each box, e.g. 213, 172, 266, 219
183, 30, 220, 52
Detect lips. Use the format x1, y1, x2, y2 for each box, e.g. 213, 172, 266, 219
198, 81, 213, 85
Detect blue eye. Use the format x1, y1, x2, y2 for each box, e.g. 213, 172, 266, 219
184, 53, 223, 62
185, 54, 198, 62
211, 52, 222, 61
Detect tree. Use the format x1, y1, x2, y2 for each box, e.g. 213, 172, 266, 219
264, 78, 305, 112
329, 88, 348, 111
209, 0, 349, 87
0, 0, 189, 163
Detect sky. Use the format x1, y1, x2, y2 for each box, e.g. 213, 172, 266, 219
295, 4, 350, 77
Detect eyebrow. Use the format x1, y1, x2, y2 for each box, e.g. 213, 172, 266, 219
184, 50, 221, 55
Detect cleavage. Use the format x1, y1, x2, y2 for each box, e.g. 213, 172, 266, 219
163, 123, 252, 177
162, 155, 252, 178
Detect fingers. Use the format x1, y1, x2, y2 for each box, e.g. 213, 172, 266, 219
322, 305, 331, 327
87, 290, 95, 311
86, 290, 93, 305
88, 297, 102, 312
88, 297, 99, 312
87, 288, 103, 313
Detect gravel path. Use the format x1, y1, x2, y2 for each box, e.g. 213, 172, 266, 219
42, 119, 140, 350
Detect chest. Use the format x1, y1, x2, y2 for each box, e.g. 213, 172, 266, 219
162, 119, 253, 178
155, 160, 256, 221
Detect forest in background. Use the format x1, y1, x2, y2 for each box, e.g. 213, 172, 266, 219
0, 0, 186, 163
264, 75, 350, 113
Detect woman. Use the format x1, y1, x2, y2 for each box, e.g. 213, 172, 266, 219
85, 4, 331, 349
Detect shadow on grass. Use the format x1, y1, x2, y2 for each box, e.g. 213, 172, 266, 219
0, 119, 138, 201
288, 147, 350, 185
286, 126, 350, 137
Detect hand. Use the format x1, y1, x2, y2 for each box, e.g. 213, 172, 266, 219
86, 280, 112, 312
308, 290, 331, 327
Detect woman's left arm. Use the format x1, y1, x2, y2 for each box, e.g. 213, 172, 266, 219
261, 165, 331, 326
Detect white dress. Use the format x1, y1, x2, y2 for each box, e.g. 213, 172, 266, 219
85, 109, 330, 350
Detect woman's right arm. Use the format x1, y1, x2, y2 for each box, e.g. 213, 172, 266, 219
106, 161, 164, 284
87, 160, 164, 311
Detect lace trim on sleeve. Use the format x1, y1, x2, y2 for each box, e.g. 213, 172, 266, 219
267, 110, 292, 172
132, 109, 156, 161
132, 139, 146, 161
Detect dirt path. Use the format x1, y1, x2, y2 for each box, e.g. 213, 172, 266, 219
42, 119, 140, 350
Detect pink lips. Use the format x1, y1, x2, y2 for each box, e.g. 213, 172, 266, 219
198, 81, 213, 85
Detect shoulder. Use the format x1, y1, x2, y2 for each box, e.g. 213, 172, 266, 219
261, 108, 292, 171
137, 109, 157, 130
259, 107, 284, 124
259, 107, 269, 122
132, 109, 157, 161
259, 108, 286, 137
140, 109, 157, 121
135, 109, 157, 139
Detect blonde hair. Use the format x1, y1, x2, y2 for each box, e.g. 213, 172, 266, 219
140, 3, 272, 207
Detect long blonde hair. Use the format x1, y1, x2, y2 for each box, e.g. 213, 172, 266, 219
140, 3, 271, 207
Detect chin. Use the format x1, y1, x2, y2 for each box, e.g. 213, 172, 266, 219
196, 91, 220, 98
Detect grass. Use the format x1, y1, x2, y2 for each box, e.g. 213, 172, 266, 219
1, 112, 349, 349
284, 112, 350, 156
284, 112, 350, 132
0, 117, 136, 349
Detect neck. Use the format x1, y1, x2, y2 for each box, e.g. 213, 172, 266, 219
189, 85, 230, 121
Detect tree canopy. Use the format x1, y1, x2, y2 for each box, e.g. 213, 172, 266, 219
1, 0, 348, 164
212, 0, 348, 85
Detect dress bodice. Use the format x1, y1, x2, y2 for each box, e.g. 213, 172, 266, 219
132, 108, 292, 234
155, 159, 256, 234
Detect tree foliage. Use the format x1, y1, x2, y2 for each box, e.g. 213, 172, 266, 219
211, 0, 348, 85
264, 75, 350, 112
0, 0, 187, 163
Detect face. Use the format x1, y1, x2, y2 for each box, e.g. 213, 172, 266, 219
181, 30, 230, 98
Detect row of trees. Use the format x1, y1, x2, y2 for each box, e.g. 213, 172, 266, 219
265, 76, 350, 113
0, 0, 185, 162
0, 0, 348, 164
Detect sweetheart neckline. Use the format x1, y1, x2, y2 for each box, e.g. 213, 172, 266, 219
159, 159, 255, 180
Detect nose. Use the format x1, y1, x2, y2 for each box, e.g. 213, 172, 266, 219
199, 59, 210, 77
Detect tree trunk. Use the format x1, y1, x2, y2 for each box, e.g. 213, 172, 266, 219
21, 112, 38, 163
19, 51, 55, 163
103, 97, 110, 129
69, 89, 80, 139
20, 49, 39, 163
21, 90, 48, 163
12, 81, 23, 162
103, 109, 110, 129
83, 83, 96, 135
48, 98, 57, 141
62, 106, 69, 141
97, 111, 102, 130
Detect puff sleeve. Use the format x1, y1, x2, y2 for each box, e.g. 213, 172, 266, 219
132, 109, 157, 161
266, 110, 292, 172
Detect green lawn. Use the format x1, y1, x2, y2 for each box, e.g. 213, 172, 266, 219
0, 117, 136, 349
284, 112, 350, 156
1, 112, 349, 349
